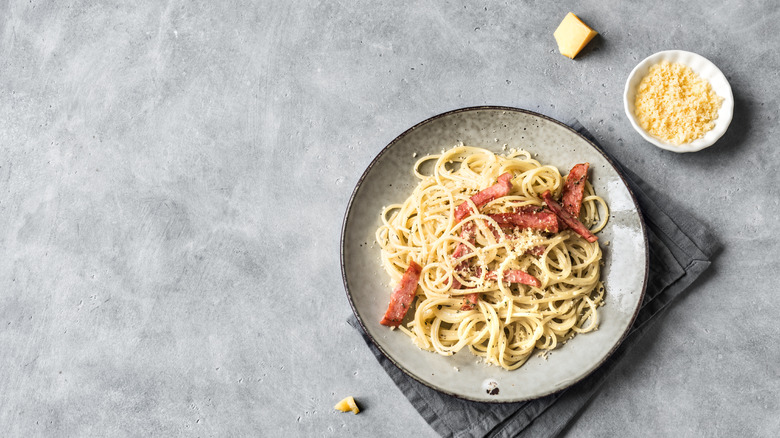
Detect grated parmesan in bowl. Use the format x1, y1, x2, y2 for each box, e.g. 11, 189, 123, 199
624, 50, 734, 153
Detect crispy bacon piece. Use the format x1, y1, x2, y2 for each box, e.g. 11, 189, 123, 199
562, 163, 589, 217
487, 209, 559, 233
451, 222, 479, 310
453, 172, 513, 222
460, 267, 541, 310
480, 215, 548, 255
380, 261, 423, 327
542, 191, 598, 243
468, 267, 541, 287
461, 292, 479, 310
450, 276, 478, 311
452, 222, 476, 260
484, 269, 541, 287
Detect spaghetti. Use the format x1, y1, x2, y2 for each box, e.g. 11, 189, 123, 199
375, 145, 609, 370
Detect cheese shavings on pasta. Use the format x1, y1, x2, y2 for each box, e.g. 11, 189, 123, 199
375, 145, 609, 371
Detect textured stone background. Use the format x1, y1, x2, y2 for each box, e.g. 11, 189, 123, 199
0, 0, 777, 436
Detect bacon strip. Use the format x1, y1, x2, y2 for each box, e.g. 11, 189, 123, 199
461, 292, 479, 310
562, 163, 589, 217
451, 222, 479, 310
450, 276, 478, 311
467, 267, 542, 287
480, 215, 548, 255
452, 222, 476, 260
485, 269, 541, 287
453, 172, 513, 222
460, 266, 541, 310
380, 261, 423, 327
487, 209, 559, 233
542, 191, 598, 243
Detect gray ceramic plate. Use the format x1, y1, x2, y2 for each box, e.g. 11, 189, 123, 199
341, 107, 648, 402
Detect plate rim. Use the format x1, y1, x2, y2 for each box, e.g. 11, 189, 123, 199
340, 106, 649, 403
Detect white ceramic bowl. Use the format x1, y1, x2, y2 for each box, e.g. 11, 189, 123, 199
624, 50, 734, 153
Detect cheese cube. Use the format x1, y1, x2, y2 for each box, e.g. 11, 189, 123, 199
553, 13, 598, 59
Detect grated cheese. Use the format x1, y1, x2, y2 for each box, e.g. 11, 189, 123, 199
634, 61, 723, 145
508, 228, 544, 255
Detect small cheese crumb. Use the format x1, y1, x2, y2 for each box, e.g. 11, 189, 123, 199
334, 396, 360, 414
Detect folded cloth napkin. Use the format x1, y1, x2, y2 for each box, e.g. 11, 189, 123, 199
348, 120, 719, 438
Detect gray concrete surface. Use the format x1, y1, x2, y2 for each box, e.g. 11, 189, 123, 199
0, 0, 777, 436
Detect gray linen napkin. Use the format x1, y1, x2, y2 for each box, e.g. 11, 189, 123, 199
347, 121, 719, 438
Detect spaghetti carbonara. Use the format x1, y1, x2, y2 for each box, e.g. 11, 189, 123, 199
375, 145, 609, 370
